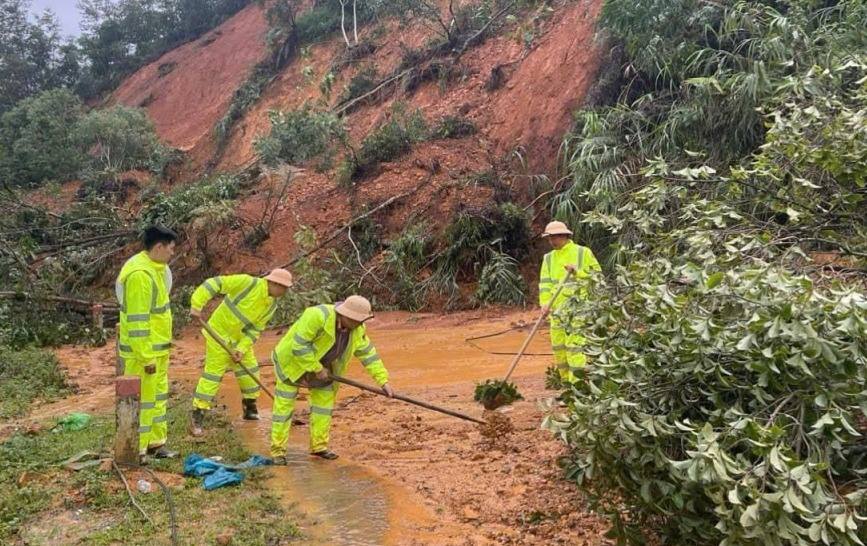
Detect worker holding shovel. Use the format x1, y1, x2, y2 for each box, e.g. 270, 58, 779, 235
539, 221, 600, 383
188, 269, 294, 436
269, 295, 393, 463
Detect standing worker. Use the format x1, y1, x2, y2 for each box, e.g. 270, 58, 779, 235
115, 225, 178, 462
269, 296, 394, 463
538, 221, 600, 383
188, 269, 294, 436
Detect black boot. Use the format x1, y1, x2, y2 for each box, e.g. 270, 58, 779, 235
242, 399, 259, 421
190, 408, 205, 437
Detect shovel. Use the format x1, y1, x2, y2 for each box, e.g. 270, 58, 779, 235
197, 317, 275, 400
476, 271, 575, 410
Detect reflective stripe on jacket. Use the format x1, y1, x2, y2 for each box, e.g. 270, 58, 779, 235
538, 241, 600, 310
272, 304, 389, 386
116, 251, 173, 361
191, 274, 276, 353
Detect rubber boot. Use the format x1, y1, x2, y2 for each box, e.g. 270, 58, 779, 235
189, 408, 205, 437
242, 399, 259, 421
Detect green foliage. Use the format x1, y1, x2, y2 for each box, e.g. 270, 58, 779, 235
74, 105, 170, 183
474, 250, 526, 306
254, 105, 346, 167
0, 88, 85, 187
0, 0, 80, 113
544, 364, 563, 390
139, 173, 242, 230
432, 115, 477, 139
547, 177, 867, 545
556, 0, 867, 266
433, 201, 531, 299
339, 106, 428, 183
216, 64, 273, 144
338, 64, 379, 105
171, 284, 195, 337
382, 222, 433, 311
474, 379, 523, 409
0, 346, 70, 420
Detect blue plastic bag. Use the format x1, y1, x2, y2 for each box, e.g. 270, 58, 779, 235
183, 453, 272, 490
203, 467, 244, 490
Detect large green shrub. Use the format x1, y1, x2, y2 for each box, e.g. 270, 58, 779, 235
547, 182, 867, 545
139, 173, 242, 229
74, 105, 168, 182
0, 88, 85, 187
254, 106, 346, 167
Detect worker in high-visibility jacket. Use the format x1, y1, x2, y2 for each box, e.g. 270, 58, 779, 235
538, 221, 600, 383
188, 269, 294, 436
115, 225, 178, 461
269, 295, 393, 463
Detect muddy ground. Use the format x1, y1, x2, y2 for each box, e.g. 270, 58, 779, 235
8, 310, 610, 545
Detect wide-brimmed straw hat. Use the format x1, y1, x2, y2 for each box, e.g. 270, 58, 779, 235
264, 268, 294, 288
335, 295, 374, 322
541, 221, 573, 237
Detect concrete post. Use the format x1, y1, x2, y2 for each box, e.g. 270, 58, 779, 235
114, 376, 140, 465
91, 303, 104, 331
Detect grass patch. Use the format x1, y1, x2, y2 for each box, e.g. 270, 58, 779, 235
0, 395, 301, 544
0, 347, 71, 420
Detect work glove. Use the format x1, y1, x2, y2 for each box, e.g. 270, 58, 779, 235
314, 368, 330, 382
231, 350, 243, 363
145, 363, 157, 374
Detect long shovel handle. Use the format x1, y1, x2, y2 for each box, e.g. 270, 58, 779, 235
330, 374, 485, 425
197, 317, 275, 400
502, 271, 574, 383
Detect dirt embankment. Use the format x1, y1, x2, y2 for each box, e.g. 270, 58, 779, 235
29, 310, 610, 545
106, 0, 603, 276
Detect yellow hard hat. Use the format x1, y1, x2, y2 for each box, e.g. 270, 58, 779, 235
335, 295, 374, 322
542, 221, 573, 237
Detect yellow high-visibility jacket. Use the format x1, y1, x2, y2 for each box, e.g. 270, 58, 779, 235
538, 241, 600, 310
116, 251, 173, 362
191, 274, 276, 354
272, 304, 389, 386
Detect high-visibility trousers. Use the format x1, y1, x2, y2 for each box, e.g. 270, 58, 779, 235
123, 356, 168, 454
270, 379, 336, 457
192, 336, 261, 411
550, 316, 587, 383
149, 355, 170, 449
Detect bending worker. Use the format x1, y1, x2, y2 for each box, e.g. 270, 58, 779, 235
270, 295, 393, 463
539, 221, 600, 383
189, 269, 294, 436
115, 225, 178, 461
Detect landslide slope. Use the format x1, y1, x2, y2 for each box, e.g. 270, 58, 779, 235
113, 0, 604, 276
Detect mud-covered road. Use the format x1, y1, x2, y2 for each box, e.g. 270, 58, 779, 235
37, 310, 609, 545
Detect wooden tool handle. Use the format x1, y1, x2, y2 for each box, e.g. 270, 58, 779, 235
330, 375, 485, 425
197, 317, 275, 400
502, 271, 574, 383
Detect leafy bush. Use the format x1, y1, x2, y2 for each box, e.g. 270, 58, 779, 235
474, 379, 522, 409
0, 88, 85, 187
339, 107, 428, 183
432, 115, 477, 139
546, 183, 867, 545
474, 250, 526, 306
139, 174, 242, 229
74, 105, 169, 182
0, 346, 71, 420
338, 64, 379, 105
382, 222, 433, 310
254, 106, 346, 167
271, 226, 339, 325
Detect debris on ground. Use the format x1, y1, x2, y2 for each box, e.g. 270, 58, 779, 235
479, 410, 515, 447
474, 379, 523, 410
183, 453, 272, 490
53, 412, 92, 432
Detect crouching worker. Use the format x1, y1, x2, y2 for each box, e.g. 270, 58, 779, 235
188, 269, 294, 437
270, 296, 393, 463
